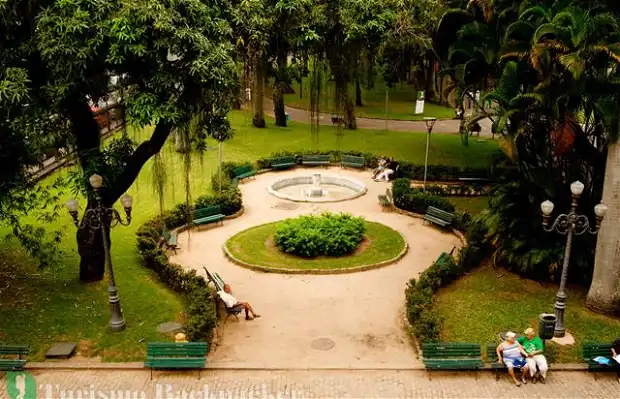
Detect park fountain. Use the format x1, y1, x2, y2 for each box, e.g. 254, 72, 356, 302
267, 173, 366, 203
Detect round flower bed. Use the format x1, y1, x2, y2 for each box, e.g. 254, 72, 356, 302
225, 217, 406, 272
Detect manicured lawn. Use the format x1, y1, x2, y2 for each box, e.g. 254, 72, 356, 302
0, 110, 498, 361
435, 263, 620, 363
449, 196, 489, 215
226, 221, 405, 270
270, 77, 455, 121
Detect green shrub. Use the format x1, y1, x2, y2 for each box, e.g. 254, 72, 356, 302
184, 285, 218, 343
257, 150, 510, 181
196, 188, 242, 215
274, 212, 366, 257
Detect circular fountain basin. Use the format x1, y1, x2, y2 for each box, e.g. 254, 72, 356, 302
267, 174, 367, 203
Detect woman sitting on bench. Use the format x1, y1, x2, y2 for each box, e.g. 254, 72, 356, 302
217, 284, 261, 321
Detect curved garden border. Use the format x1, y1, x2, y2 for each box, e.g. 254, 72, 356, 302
222, 228, 409, 275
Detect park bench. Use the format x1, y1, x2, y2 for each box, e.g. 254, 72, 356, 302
486, 343, 508, 380
331, 115, 344, 125
162, 228, 178, 254
582, 342, 618, 379
423, 206, 454, 228
144, 342, 207, 380
203, 267, 243, 323
270, 156, 297, 170
301, 154, 330, 167
0, 345, 29, 371
341, 155, 365, 169
232, 165, 256, 182
230, 178, 239, 189
192, 206, 225, 227
422, 343, 483, 380
378, 188, 393, 211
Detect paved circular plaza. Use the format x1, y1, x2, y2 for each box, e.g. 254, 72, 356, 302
171, 167, 462, 368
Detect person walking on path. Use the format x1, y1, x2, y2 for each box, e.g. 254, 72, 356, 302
518, 328, 548, 383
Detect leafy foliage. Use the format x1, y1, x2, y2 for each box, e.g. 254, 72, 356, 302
274, 212, 366, 257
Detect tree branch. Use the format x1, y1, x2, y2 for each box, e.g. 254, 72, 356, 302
105, 121, 173, 205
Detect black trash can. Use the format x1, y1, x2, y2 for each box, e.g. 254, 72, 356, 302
538, 313, 557, 340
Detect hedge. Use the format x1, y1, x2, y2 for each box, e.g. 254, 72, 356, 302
253, 149, 509, 182
405, 217, 491, 343
135, 184, 243, 348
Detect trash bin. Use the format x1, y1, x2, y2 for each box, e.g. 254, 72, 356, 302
538, 313, 557, 340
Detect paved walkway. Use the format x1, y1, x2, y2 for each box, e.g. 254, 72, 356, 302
262, 99, 495, 137
2, 369, 617, 398
171, 168, 461, 369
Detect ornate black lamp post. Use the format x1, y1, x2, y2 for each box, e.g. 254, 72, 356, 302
423, 117, 437, 193
540, 181, 607, 338
65, 174, 133, 332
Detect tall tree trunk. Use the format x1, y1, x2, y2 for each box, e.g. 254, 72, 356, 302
252, 61, 266, 128
355, 79, 363, 107
587, 142, 620, 314
334, 78, 356, 130
76, 200, 109, 282
299, 78, 303, 99
274, 52, 287, 127
66, 94, 173, 281
424, 55, 437, 102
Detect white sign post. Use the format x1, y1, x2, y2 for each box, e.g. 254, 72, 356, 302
415, 91, 425, 114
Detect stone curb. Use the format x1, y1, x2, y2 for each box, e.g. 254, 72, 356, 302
222, 226, 409, 275
23, 362, 588, 372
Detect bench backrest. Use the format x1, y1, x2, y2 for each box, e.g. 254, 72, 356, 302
582, 342, 612, 359
435, 252, 451, 267
147, 342, 207, 358
272, 156, 296, 164
386, 189, 393, 202
486, 344, 499, 361
0, 345, 29, 356
193, 206, 222, 219
342, 155, 365, 164
427, 206, 454, 221
303, 155, 330, 161
422, 343, 481, 358
233, 165, 254, 176
163, 230, 171, 240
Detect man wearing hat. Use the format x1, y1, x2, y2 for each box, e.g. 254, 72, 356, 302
518, 327, 548, 383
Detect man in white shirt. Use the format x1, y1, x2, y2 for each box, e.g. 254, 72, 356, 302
217, 284, 261, 320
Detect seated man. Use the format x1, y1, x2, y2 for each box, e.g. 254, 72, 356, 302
372, 158, 387, 179
517, 328, 548, 383
375, 159, 397, 182
217, 284, 261, 320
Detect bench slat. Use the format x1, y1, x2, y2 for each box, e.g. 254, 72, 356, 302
0, 345, 29, 355
423, 215, 450, 226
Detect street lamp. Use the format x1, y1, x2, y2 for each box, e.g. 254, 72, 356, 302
540, 181, 607, 338
65, 174, 133, 332
423, 117, 437, 193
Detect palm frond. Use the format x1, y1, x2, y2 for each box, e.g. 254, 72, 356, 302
519, 6, 551, 23
558, 52, 585, 79
503, 21, 535, 45
467, 0, 494, 23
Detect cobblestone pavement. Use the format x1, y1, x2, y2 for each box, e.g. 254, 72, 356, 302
0, 369, 616, 398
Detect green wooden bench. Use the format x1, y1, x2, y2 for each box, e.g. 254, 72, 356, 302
302, 154, 330, 166
422, 343, 483, 380
162, 228, 178, 253
0, 345, 29, 371
270, 156, 297, 170
341, 155, 365, 169
203, 267, 243, 322
232, 165, 256, 182
423, 206, 454, 228
192, 206, 225, 227
486, 343, 508, 380
378, 188, 393, 211
144, 342, 207, 379
230, 177, 239, 188
582, 342, 619, 380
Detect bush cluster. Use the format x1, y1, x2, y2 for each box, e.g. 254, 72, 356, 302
135, 175, 243, 346
405, 216, 491, 343
274, 212, 366, 257
136, 223, 217, 344
392, 178, 456, 214
254, 150, 509, 182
